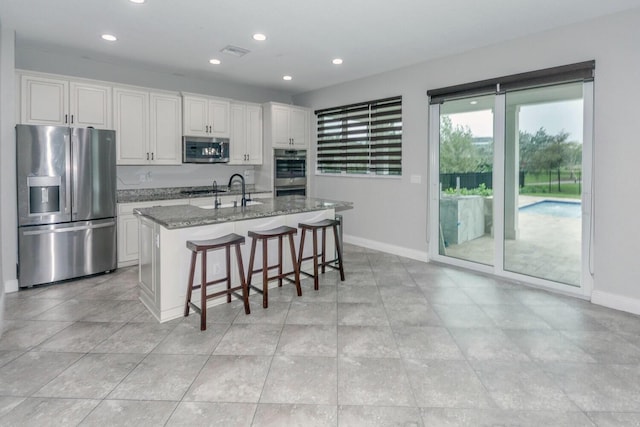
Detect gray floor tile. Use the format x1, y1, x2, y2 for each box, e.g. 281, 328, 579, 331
2, 298, 64, 320
79, 399, 178, 427
384, 302, 442, 327
471, 360, 578, 410
36, 321, 125, 353
586, 411, 640, 426
338, 356, 414, 406
338, 405, 423, 427
108, 354, 208, 400
286, 301, 337, 325
560, 330, 640, 363
0, 397, 100, 427
420, 408, 595, 426
393, 325, 464, 360
421, 287, 475, 305
276, 324, 337, 357
337, 284, 382, 304
0, 350, 24, 368
34, 353, 144, 399
338, 325, 399, 358
0, 397, 26, 418
460, 287, 521, 305
0, 320, 73, 351
233, 301, 290, 324
184, 355, 271, 402
526, 304, 609, 331
480, 305, 553, 330
298, 283, 338, 302
505, 330, 598, 362
214, 323, 282, 355
431, 304, 496, 328
377, 286, 426, 305
0, 351, 83, 396
261, 356, 337, 405
91, 321, 176, 354
449, 328, 530, 362
404, 358, 494, 408
153, 320, 228, 355
166, 402, 256, 426
253, 403, 337, 427
338, 302, 389, 326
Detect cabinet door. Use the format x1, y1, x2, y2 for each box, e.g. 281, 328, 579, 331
114, 87, 150, 165
209, 99, 230, 137
20, 75, 69, 126
138, 217, 156, 301
246, 104, 263, 164
70, 82, 112, 129
183, 96, 208, 136
117, 213, 140, 266
289, 107, 309, 148
229, 103, 247, 164
150, 92, 182, 165
271, 105, 291, 147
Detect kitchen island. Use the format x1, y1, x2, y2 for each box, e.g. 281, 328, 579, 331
134, 196, 352, 322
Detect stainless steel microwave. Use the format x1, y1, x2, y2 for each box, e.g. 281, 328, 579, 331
183, 136, 230, 163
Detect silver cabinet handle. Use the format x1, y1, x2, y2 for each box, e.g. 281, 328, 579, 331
71, 114, 74, 124
64, 114, 68, 124
147, 152, 150, 160
151, 152, 154, 160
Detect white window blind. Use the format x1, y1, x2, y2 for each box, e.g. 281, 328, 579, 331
315, 96, 402, 176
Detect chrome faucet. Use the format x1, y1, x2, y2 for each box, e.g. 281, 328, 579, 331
212, 180, 221, 209
228, 173, 246, 207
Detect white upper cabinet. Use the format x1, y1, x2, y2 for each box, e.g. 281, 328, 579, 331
182, 94, 230, 137
265, 102, 310, 149
20, 74, 111, 129
229, 102, 263, 165
114, 86, 181, 165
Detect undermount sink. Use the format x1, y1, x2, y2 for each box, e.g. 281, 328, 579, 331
199, 200, 263, 209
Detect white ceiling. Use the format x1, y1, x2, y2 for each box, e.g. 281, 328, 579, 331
2, 0, 640, 95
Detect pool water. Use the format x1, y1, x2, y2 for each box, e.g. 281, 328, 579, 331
519, 200, 581, 218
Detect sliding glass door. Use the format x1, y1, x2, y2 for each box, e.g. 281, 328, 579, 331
429, 76, 593, 294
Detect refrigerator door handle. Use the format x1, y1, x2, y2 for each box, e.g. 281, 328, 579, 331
22, 221, 116, 236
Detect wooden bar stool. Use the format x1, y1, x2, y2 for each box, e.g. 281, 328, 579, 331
297, 219, 345, 290
184, 233, 250, 331
247, 226, 302, 308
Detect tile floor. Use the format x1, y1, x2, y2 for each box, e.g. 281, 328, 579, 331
1, 244, 640, 426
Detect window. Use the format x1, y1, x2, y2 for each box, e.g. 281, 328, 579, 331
315, 96, 402, 176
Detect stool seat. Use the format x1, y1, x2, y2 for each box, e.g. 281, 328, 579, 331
184, 233, 250, 331
298, 218, 345, 290
187, 233, 245, 252
247, 225, 302, 308
248, 226, 297, 239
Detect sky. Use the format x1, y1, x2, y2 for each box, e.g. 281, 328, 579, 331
448, 99, 584, 143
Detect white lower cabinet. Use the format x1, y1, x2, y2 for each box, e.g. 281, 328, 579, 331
117, 199, 187, 267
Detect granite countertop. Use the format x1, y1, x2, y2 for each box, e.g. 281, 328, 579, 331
117, 185, 272, 204
134, 195, 353, 229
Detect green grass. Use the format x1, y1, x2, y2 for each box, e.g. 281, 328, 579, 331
520, 182, 581, 199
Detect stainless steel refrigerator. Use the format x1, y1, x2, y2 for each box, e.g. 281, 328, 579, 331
16, 124, 117, 288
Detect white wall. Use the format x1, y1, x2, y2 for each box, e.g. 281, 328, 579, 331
0, 22, 17, 300
294, 9, 640, 313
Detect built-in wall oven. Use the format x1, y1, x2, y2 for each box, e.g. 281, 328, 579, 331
274, 149, 307, 196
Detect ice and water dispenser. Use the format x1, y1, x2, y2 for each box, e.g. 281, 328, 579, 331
27, 176, 61, 215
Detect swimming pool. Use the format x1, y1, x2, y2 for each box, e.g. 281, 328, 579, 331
519, 200, 581, 218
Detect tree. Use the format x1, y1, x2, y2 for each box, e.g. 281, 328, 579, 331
439, 116, 480, 173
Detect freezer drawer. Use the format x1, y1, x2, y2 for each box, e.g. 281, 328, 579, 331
18, 218, 117, 287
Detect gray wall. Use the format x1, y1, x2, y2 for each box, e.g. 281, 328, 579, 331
294, 9, 640, 313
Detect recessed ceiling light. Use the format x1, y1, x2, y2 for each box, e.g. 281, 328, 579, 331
129, 0, 145, 3
253, 33, 267, 41
209, 58, 221, 65
332, 58, 343, 65
283, 75, 292, 81
470, 100, 478, 105
101, 34, 117, 42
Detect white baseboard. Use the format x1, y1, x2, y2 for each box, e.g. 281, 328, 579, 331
591, 290, 640, 316
4, 279, 18, 294
344, 234, 429, 262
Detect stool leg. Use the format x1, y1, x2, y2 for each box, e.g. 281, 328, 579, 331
262, 238, 269, 308
312, 228, 319, 291
333, 224, 345, 281
226, 245, 232, 303
321, 227, 327, 274
200, 250, 207, 331
247, 238, 257, 290
235, 243, 251, 315
288, 234, 302, 296
184, 250, 197, 317
277, 235, 283, 287
297, 228, 307, 273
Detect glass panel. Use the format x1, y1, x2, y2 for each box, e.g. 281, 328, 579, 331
438, 95, 494, 265
504, 83, 583, 286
